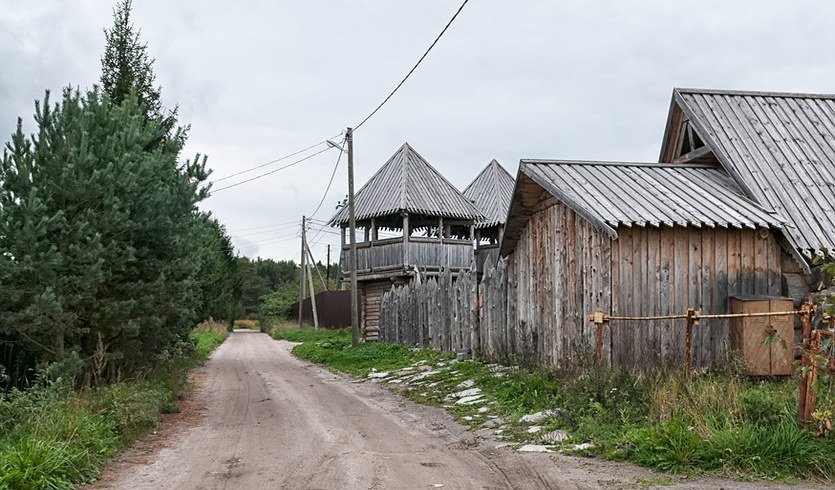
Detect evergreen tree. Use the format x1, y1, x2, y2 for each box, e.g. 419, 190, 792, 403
0, 1, 242, 383
100, 0, 163, 120
0, 88, 212, 375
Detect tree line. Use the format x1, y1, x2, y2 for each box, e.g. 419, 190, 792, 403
0, 0, 240, 387
236, 257, 340, 324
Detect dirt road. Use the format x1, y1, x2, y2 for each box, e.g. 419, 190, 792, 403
94, 331, 808, 489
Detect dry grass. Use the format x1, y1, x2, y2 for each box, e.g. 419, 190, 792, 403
649, 375, 742, 436
233, 319, 260, 330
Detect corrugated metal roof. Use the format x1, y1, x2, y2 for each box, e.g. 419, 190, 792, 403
519, 160, 783, 238
672, 88, 835, 258
329, 143, 483, 225
462, 159, 515, 229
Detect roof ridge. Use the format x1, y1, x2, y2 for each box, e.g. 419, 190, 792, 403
675, 87, 835, 100
521, 159, 716, 169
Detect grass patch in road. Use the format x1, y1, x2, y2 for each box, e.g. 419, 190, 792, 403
0, 323, 227, 490
275, 330, 835, 482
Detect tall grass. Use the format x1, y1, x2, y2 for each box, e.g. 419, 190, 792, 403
0, 325, 227, 490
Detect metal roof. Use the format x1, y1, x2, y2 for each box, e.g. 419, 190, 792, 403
502, 161, 783, 253
329, 143, 483, 225
669, 88, 835, 258
462, 159, 515, 229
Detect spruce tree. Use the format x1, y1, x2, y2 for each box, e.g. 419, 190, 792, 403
100, 0, 163, 120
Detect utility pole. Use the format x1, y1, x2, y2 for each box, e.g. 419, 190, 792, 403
326, 244, 331, 291
298, 215, 307, 327
347, 127, 360, 347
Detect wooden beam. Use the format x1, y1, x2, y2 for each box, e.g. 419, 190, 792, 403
673, 145, 714, 164
403, 213, 410, 267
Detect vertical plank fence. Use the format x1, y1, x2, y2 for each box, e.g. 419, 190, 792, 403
379, 260, 509, 358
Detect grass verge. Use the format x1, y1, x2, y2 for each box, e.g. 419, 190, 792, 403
269, 323, 451, 376
0, 322, 228, 490
270, 326, 835, 482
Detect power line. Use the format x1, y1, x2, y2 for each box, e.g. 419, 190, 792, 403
212, 133, 342, 183
210, 146, 334, 193
234, 223, 302, 238
354, 0, 471, 131
228, 220, 299, 233
309, 135, 346, 220
240, 233, 301, 247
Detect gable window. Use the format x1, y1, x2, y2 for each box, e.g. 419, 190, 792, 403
677, 120, 706, 158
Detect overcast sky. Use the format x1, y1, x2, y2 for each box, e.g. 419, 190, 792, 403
2, 1, 835, 264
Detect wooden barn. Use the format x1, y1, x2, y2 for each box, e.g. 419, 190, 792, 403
463, 159, 515, 274
500, 160, 785, 367
659, 88, 835, 295
330, 142, 483, 341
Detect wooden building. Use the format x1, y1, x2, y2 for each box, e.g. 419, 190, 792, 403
330, 143, 483, 341
500, 160, 784, 367
463, 159, 515, 274
658, 88, 835, 295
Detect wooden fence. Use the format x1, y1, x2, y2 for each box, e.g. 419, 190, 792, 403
379, 260, 511, 360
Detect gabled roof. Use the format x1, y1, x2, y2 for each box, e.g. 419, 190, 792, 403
662, 87, 835, 258
329, 143, 483, 225
501, 160, 783, 256
462, 159, 515, 229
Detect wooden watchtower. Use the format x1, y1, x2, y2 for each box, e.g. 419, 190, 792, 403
463, 159, 515, 274
330, 142, 483, 341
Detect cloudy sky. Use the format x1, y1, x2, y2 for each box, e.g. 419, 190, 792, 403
2, 1, 834, 264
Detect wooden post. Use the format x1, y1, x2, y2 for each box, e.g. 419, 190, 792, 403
807, 330, 821, 424
685, 308, 697, 372
799, 302, 814, 425
371, 218, 378, 241
303, 234, 319, 330
590, 311, 606, 365
326, 244, 331, 290
347, 128, 359, 347
298, 216, 306, 327
339, 226, 346, 290
403, 213, 410, 267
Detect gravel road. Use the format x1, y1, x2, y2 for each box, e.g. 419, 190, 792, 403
93, 331, 814, 489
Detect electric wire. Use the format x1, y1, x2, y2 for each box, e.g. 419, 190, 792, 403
212, 133, 342, 183
228, 220, 299, 233
354, 0, 470, 131
211, 146, 333, 193
308, 135, 347, 220
234, 223, 303, 238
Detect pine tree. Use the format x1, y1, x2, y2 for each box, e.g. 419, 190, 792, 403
0, 1, 241, 382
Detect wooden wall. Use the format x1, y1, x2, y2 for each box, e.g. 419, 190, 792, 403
610, 226, 782, 367
505, 201, 612, 366
360, 280, 397, 341
506, 200, 783, 368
